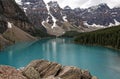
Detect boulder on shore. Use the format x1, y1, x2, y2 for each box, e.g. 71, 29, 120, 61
0, 60, 98, 79
0, 65, 27, 79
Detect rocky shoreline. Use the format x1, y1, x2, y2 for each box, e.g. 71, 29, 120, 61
0, 60, 97, 79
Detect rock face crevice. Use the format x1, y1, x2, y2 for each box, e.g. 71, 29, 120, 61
0, 60, 97, 79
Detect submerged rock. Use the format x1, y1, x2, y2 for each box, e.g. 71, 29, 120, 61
0, 60, 98, 79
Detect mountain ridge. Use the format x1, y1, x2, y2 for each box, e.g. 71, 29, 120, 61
17, 0, 106, 36
16, 0, 120, 27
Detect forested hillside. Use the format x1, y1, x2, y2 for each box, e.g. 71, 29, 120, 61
74, 25, 120, 49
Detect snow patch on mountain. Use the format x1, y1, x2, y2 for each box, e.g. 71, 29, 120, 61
15, 0, 22, 5
109, 23, 115, 27
45, 2, 58, 29
109, 19, 120, 26
114, 19, 120, 26
8, 22, 12, 28
23, 8, 27, 12
46, 16, 50, 23
24, 2, 31, 5
84, 21, 105, 28
41, 21, 47, 28
84, 19, 120, 27
109, 19, 120, 27
63, 16, 68, 22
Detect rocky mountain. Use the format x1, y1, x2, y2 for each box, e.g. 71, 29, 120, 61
16, 0, 120, 36
78, 3, 120, 27
0, 0, 36, 50
0, 60, 97, 79
17, 0, 99, 36
62, 3, 120, 27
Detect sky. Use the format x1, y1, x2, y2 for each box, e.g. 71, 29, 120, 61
16, 0, 120, 9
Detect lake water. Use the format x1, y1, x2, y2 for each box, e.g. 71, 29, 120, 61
0, 38, 120, 79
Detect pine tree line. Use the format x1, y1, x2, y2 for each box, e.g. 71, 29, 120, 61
74, 25, 120, 49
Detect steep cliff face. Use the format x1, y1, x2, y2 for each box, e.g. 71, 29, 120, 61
18, 0, 53, 37
0, 0, 36, 50
0, 0, 35, 34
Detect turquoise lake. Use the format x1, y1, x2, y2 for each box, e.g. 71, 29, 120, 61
0, 38, 120, 79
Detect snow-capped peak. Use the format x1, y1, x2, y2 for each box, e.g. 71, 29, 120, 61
88, 3, 110, 12
48, 1, 59, 8
64, 6, 71, 10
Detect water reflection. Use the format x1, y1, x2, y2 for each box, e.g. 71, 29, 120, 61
42, 38, 67, 61
8, 50, 13, 64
